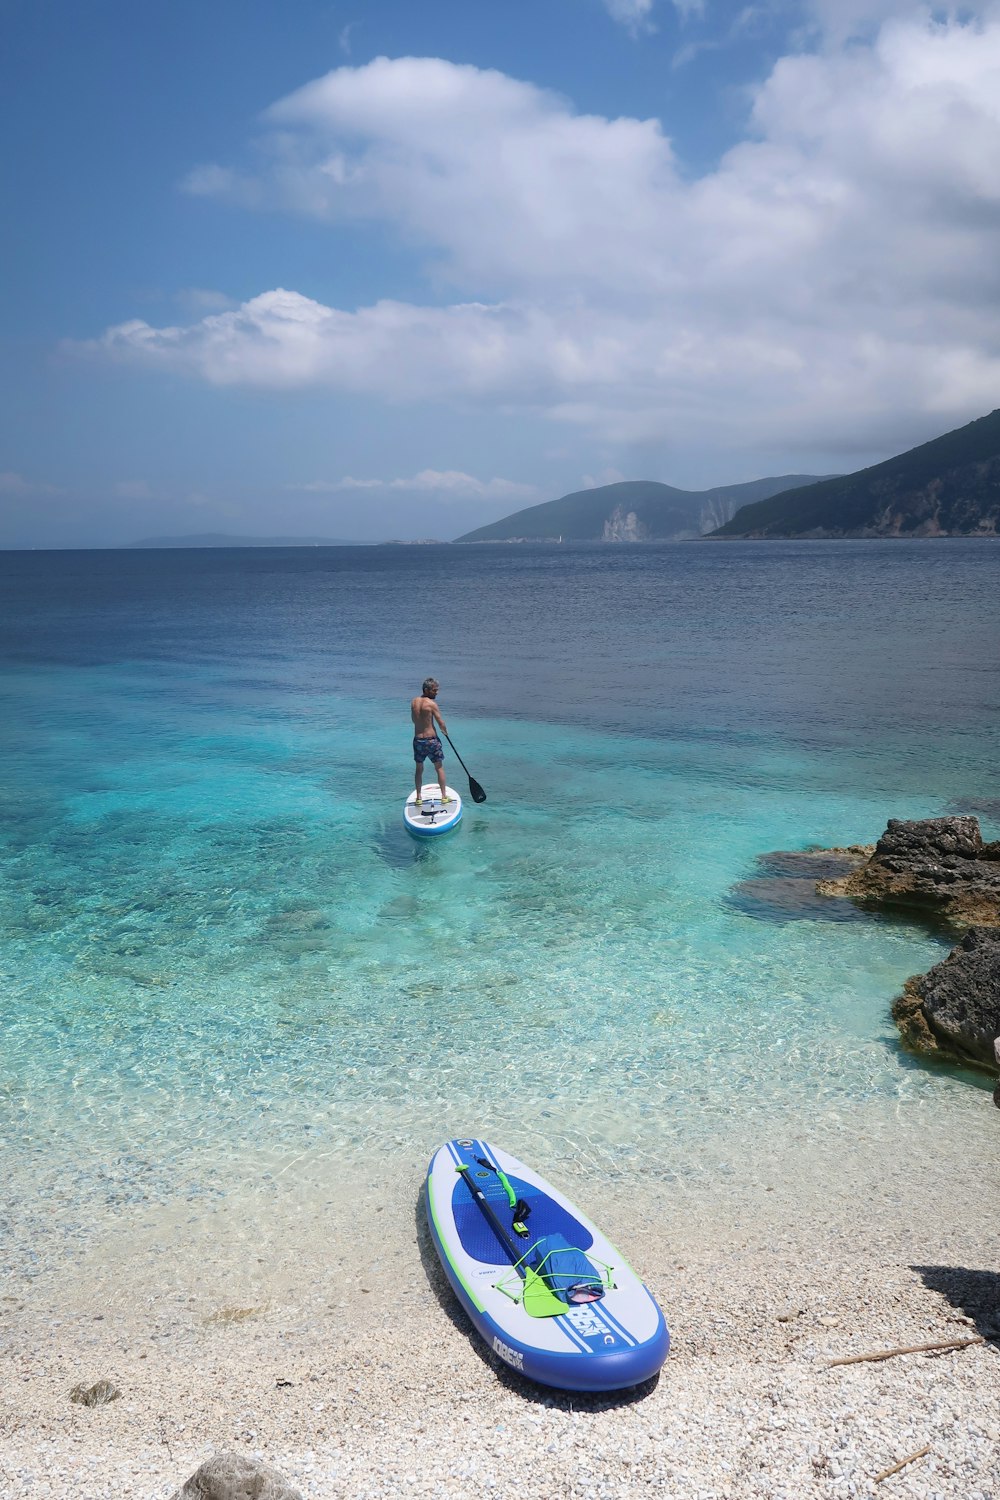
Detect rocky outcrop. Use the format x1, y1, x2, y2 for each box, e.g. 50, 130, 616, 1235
892, 927, 1000, 1073
602, 506, 649, 541
817, 816, 1000, 928
806, 817, 1000, 1103
170, 1451, 303, 1500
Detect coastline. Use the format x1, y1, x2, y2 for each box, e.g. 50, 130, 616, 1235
3, 1116, 999, 1499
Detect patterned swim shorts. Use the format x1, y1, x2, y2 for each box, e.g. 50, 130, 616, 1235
413, 735, 444, 766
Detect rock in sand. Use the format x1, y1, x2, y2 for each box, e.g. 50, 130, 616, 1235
170, 1450, 303, 1500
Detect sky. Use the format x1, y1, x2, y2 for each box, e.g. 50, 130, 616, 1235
2, 0, 1000, 546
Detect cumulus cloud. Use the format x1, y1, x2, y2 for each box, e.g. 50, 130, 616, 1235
290, 470, 539, 501
87, 14, 1000, 455
802, 0, 932, 45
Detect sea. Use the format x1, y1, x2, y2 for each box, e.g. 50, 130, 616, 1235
2, 540, 999, 1296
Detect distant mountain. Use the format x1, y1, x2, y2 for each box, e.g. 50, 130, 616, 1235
454, 475, 831, 543
127, 532, 371, 548
711, 410, 1000, 538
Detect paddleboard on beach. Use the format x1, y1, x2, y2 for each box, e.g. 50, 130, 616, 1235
403, 786, 462, 837
425, 1138, 669, 1392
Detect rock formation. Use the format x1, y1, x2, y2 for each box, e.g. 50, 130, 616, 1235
601, 505, 649, 541
892, 927, 1000, 1072
810, 817, 1000, 1103
817, 816, 1000, 928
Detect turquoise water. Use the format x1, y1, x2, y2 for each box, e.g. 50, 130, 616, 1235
2, 541, 999, 1281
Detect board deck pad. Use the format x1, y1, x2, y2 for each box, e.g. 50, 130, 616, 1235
452, 1172, 593, 1262
403, 786, 462, 837
426, 1137, 669, 1391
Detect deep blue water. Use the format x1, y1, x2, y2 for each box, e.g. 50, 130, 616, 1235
2, 540, 999, 1278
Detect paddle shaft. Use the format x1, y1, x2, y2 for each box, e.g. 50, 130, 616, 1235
440, 730, 486, 803
457, 1166, 526, 1276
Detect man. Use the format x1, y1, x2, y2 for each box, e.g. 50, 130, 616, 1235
411, 677, 453, 805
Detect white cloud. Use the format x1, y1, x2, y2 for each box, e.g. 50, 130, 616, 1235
289, 470, 539, 502
802, 0, 930, 45
0, 471, 62, 496
87, 17, 1000, 456
603, 0, 657, 36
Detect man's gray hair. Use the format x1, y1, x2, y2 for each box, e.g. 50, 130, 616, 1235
422, 677, 439, 695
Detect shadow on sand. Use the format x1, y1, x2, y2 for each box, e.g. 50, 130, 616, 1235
413, 1188, 660, 1411
912, 1265, 1000, 1343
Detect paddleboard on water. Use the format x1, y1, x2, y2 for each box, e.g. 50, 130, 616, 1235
403, 786, 462, 837
426, 1138, 669, 1391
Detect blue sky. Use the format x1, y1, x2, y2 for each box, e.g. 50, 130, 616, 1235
3, 0, 1000, 545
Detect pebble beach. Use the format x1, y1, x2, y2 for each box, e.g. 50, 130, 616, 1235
3, 1124, 998, 1500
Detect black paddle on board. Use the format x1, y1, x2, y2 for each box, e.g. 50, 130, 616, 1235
441, 730, 487, 803
455, 1165, 564, 1316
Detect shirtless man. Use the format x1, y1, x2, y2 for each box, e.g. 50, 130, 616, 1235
411, 677, 452, 805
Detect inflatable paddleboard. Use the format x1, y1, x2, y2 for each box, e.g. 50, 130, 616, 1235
404, 786, 462, 837
426, 1138, 669, 1391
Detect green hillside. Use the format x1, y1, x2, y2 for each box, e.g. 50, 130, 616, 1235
711, 410, 1000, 538
455, 474, 828, 543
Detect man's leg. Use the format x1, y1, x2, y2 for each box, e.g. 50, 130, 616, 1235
414, 760, 423, 802
436, 758, 448, 800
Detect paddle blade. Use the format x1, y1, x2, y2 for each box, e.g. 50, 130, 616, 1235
468, 778, 487, 804
522, 1268, 567, 1319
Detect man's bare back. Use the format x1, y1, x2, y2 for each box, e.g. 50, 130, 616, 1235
411, 677, 450, 802
411, 693, 445, 738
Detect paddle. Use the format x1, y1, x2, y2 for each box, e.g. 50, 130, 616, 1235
441, 730, 487, 803
456, 1165, 565, 1318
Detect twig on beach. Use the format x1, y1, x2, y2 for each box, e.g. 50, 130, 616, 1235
828, 1335, 985, 1368
874, 1445, 931, 1484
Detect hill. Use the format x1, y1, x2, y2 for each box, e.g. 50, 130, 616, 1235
454, 475, 830, 543
127, 533, 370, 548
711, 410, 1000, 538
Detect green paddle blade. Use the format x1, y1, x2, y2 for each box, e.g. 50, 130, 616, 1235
522, 1267, 568, 1319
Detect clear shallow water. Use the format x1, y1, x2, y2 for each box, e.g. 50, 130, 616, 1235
2, 541, 999, 1282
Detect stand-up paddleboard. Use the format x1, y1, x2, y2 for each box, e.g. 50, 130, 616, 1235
404, 786, 462, 837
426, 1138, 669, 1391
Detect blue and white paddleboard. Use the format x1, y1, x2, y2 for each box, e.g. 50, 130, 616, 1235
426, 1138, 669, 1392
404, 786, 462, 837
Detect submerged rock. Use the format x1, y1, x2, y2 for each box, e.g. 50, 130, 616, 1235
892, 927, 1000, 1077
730, 846, 874, 923
817, 816, 1000, 928
170, 1450, 303, 1500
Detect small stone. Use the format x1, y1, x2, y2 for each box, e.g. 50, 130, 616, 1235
69, 1379, 121, 1407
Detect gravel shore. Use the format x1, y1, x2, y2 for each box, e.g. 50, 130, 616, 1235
2, 1134, 998, 1500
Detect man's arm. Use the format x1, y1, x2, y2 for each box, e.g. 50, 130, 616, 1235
432, 701, 448, 736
